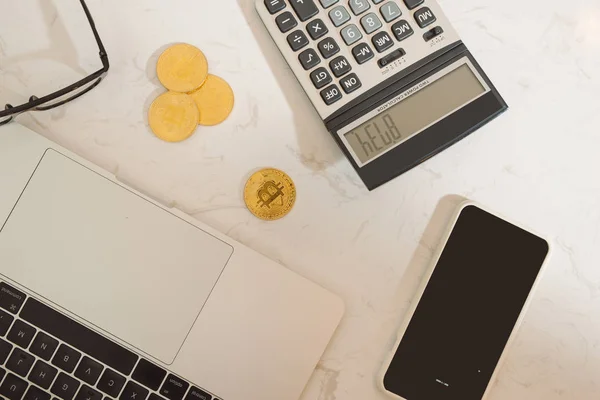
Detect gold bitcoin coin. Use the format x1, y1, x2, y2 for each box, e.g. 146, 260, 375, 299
244, 168, 297, 221
148, 91, 199, 142
189, 74, 234, 126
156, 43, 209, 93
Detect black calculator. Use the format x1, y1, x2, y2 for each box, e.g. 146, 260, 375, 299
256, 0, 507, 190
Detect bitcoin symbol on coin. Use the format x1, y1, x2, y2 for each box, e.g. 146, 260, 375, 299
244, 169, 296, 221
256, 181, 285, 209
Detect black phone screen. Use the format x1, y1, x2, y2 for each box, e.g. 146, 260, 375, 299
384, 205, 549, 400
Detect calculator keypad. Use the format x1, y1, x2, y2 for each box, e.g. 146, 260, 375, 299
307, 19, 329, 39
341, 24, 363, 45
348, 0, 371, 16
310, 67, 333, 89
380, 2, 402, 22
289, 0, 319, 21
319, 0, 339, 8
317, 37, 340, 58
340, 73, 362, 93
320, 84, 343, 105
259, 0, 459, 111
372, 31, 394, 53
329, 56, 352, 77
391, 20, 414, 41
299, 48, 322, 70
287, 30, 309, 51
276, 12, 297, 33
265, 0, 286, 14
414, 7, 436, 28
329, 6, 351, 27
352, 43, 374, 64
403, 0, 424, 9
360, 13, 382, 34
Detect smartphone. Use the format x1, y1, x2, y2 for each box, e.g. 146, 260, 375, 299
380, 202, 550, 400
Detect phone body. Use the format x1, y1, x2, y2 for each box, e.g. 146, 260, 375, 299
380, 201, 551, 400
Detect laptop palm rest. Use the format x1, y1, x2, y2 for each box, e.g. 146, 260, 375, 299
0, 149, 233, 364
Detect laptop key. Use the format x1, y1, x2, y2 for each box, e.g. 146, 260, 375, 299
6, 347, 35, 377
29, 360, 59, 390
0, 282, 27, 314
52, 344, 81, 373
0, 337, 13, 363
21, 298, 139, 375
97, 369, 126, 398
51, 372, 80, 400
24, 385, 51, 400
0, 309, 14, 335
149, 394, 167, 400
159, 375, 189, 400
7, 320, 36, 348
119, 381, 149, 400
184, 387, 211, 400
30, 332, 60, 362
132, 359, 167, 391
0, 373, 29, 400
74, 385, 103, 400
75, 357, 104, 386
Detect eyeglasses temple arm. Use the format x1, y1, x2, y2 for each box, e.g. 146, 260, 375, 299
80, 0, 110, 71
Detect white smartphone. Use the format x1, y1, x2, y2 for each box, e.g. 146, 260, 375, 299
380, 201, 551, 400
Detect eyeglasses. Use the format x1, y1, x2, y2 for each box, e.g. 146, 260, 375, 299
0, 0, 109, 126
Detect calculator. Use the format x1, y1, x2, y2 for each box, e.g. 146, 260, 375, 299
256, 0, 507, 190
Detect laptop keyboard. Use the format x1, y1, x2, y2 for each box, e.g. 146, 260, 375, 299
0, 282, 221, 400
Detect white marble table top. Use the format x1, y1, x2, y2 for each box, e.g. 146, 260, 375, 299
1, 0, 600, 399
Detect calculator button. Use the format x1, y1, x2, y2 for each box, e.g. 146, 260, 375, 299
306, 19, 329, 40
287, 30, 310, 51
310, 67, 333, 89
380, 2, 402, 22
372, 0, 385, 3
289, 0, 319, 22
276, 12, 298, 33
414, 7, 436, 28
423, 26, 444, 41
339, 73, 362, 94
377, 48, 406, 67
264, 0, 286, 14
298, 48, 321, 70
329, 6, 351, 27
352, 42, 374, 64
341, 24, 363, 46
372, 31, 394, 53
329, 56, 351, 77
317, 37, 340, 58
320, 85, 343, 105
391, 20, 414, 41
348, 0, 370, 16
360, 13, 382, 34
403, 0, 424, 10
319, 0, 339, 8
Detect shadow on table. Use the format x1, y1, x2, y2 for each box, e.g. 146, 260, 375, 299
376, 194, 468, 376
234, 0, 345, 170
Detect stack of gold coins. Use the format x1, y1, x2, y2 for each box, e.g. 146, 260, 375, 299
148, 43, 235, 142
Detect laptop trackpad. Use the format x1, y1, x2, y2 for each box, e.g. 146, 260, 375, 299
0, 150, 233, 363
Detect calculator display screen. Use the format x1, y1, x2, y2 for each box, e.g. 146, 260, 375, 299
344, 64, 486, 164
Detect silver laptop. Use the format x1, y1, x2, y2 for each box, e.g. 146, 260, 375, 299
0, 123, 344, 400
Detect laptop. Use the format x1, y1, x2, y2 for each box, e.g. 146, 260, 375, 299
0, 123, 344, 400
